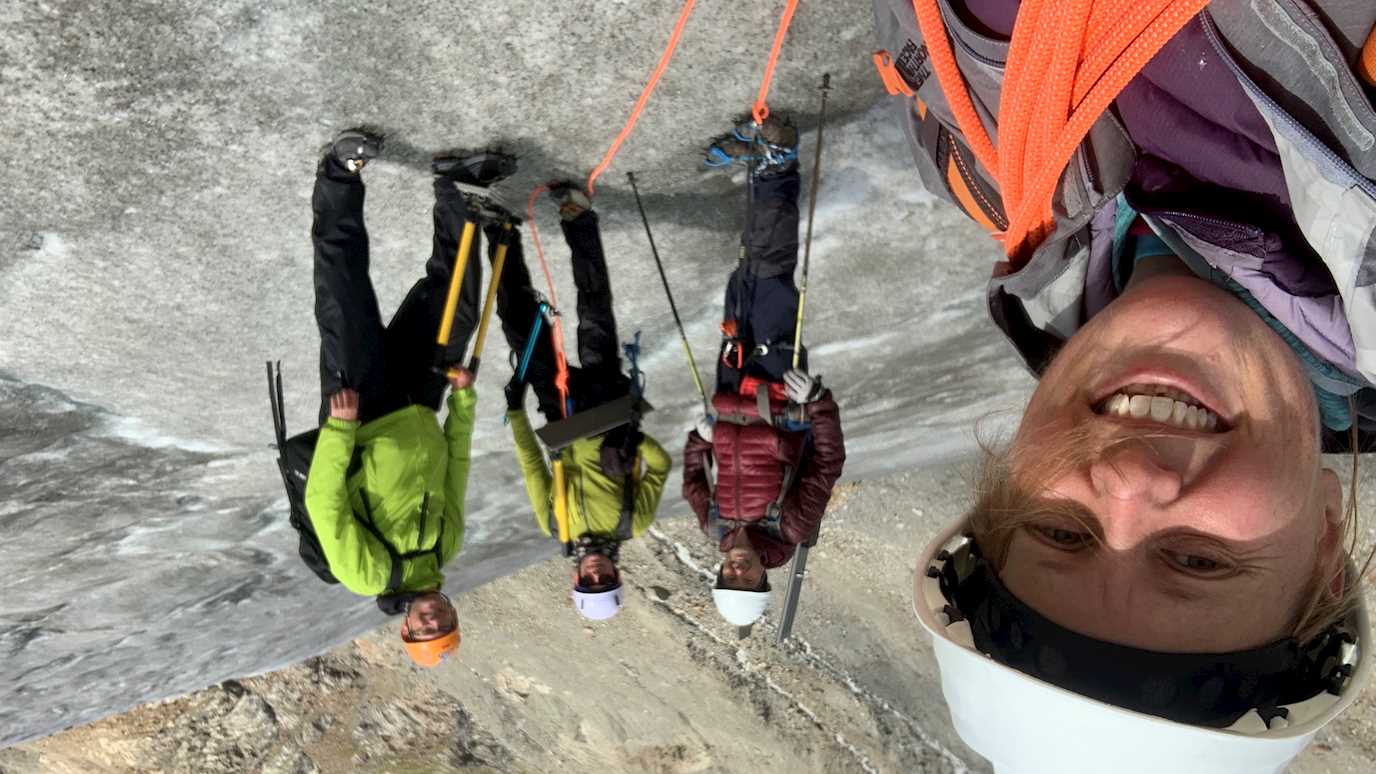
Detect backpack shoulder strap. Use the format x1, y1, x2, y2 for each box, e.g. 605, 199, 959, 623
616, 471, 636, 540
357, 494, 404, 594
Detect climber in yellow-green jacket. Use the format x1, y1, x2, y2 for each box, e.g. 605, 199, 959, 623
494, 183, 673, 622
302, 132, 518, 667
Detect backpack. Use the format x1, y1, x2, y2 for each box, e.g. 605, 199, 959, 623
267, 361, 438, 593
267, 361, 350, 585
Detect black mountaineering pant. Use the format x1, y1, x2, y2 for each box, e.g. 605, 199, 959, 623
493, 210, 630, 425
311, 155, 483, 424
718, 164, 807, 393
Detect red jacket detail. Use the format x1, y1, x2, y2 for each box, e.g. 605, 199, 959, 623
682, 388, 846, 569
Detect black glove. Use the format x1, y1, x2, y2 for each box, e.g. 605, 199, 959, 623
504, 375, 528, 412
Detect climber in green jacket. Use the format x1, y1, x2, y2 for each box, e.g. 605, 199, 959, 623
303, 131, 516, 666
495, 184, 673, 621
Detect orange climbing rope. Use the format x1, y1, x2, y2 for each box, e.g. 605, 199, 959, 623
752, 0, 801, 124
585, 0, 700, 196
524, 183, 571, 418
910, 0, 1211, 264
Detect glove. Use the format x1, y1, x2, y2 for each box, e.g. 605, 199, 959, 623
783, 369, 823, 404
504, 375, 528, 411
695, 414, 715, 443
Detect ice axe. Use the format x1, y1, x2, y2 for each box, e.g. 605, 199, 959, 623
434, 217, 479, 378
463, 220, 513, 377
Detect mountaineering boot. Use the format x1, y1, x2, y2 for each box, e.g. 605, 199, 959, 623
704, 133, 756, 170
433, 150, 520, 221
547, 182, 591, 221
705, 116, 798, 175
746, 115, 798, 176
330, 129, 383, 173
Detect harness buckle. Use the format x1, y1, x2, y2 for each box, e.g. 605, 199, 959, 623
721, 339, 744, 370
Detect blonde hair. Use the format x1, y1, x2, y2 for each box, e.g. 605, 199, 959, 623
965, 420, 1368, 645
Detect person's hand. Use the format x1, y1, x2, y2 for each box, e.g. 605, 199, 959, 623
447, 366, 474, 391
695, 414, 715, 443
504, 375, 528, 411
329, 388, 360, 422
783, 369, 823, 404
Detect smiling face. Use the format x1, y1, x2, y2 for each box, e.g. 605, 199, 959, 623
997, 257, 1344, 653
402, 592, 458, 642
719, 530, 767, 590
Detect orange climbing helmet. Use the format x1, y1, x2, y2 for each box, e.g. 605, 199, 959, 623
401, 626, 461, 668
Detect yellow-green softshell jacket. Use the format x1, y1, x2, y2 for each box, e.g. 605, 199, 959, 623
305, 388, 475, 596
507, 409, 672, 539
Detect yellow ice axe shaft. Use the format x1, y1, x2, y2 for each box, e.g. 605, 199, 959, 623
552, 458, 573, 555
465, 221, 511, 376
436, 219, 478, 372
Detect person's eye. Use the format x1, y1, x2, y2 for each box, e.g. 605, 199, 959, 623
1030, 523, 1090, 549
1162, 549, 1233, 577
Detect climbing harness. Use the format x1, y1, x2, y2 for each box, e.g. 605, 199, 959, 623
896, 0, 1211, 262
627, 171, 711, 415
791, 73, 830, 371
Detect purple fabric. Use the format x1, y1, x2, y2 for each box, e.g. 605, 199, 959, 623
961, 0, 1017, 38
1116, 18, 1287, 206
943, 2, 1354, 372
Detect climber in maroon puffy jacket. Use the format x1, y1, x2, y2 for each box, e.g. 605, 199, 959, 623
682, 117, 847, 627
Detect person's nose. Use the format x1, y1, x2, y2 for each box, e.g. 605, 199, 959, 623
1089, 443, 1182, 506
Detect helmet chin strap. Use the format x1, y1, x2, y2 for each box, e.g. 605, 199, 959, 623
929, 540, 1357, 729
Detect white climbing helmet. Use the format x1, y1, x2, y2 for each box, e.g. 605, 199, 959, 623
572, 584, 624, 621
712, 588, 770, 626
914, 517, 1370, 774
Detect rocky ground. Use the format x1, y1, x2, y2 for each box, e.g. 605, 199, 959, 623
4, 461, 1375, 774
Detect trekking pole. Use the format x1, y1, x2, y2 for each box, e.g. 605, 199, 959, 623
463, 220, 512, 377
778, 74, 832, 646
791, 73, 831, 371
626, 171, 711, 415
435, 216, 480, 373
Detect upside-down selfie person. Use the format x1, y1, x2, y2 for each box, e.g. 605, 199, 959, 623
874, 0, 1376, 770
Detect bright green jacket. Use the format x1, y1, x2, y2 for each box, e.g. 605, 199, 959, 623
305, 389, 475, 596
507, 409, 671, 540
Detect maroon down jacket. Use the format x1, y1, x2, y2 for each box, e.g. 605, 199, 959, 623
682, 384, 846, 568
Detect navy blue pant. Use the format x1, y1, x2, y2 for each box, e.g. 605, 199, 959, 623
717, 166, 807, 393
310, 156, 483, 424
491, 211, 629, 424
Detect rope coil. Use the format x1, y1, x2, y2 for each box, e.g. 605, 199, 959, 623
910, 0, 1210, 262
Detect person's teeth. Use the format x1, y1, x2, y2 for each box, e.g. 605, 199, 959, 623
1150, 396, 1173, 421
1171, 401, 1188, 425
1098, 391, 1224, 431
1129, 395, 1152, 418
